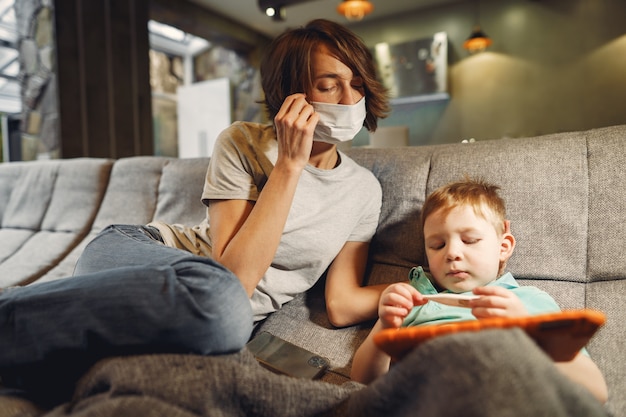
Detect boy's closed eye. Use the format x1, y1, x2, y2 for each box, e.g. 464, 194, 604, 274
426, 240, 445, 250
462, 237, 481, 244
426, 237, 482, 249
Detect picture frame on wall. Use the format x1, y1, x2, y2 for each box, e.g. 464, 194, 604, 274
373, 32, 448, 104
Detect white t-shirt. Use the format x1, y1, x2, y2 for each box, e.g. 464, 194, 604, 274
152, 121, 382, 322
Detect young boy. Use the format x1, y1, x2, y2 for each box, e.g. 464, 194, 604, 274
351, 178, 608, 403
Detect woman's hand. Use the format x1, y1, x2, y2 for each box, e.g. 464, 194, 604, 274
469, 286, 528, 318
273, 93, 319, 172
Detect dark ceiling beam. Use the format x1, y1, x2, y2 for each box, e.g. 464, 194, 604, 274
149, 0, 271, 54
257, 0, 319, 11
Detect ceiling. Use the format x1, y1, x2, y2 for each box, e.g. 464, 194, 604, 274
0, 0, 472, 115
187, 0, 465, 38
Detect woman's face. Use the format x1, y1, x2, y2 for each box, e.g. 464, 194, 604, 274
309, 44, 365, 105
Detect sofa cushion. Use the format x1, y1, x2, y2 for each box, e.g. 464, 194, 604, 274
427, 133, 589, 283
38, 156, 211, 282
346, 147, 430, 283
91, 157, 173, 230
255, 278, 371, 382
0, 158, 112, 287
347, 133, 591, 287
91, 156, 209, 230
152, 157, 210, 226
587, 125, 626, 281
41, 157, 178, 282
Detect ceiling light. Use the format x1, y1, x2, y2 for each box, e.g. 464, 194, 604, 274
463, 25, 492, 53
464, 0, 491, 54
265, 6, 286, 21
337, 0, 374, 21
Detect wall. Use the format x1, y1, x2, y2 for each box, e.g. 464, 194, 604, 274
350, 0, 626, 146
15, 0, 58, 160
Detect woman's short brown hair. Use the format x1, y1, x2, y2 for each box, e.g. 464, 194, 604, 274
260, 19, 389, 131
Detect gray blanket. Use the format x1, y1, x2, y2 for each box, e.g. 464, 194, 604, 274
1, 329, 608, 417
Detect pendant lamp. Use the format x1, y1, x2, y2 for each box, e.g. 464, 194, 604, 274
337, 0, 374, 21
463, 25, 492, 53
464, 0, 492, 53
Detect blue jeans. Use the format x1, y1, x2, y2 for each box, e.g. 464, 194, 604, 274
0, 224, 253, 372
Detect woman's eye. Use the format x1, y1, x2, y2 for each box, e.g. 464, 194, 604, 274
317, 84, 336, 93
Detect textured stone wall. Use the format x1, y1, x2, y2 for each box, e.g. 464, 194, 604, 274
15, 0, 58, 160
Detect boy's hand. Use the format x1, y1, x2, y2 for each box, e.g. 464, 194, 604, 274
379, 283, 426, 329
469, 286, 528, 318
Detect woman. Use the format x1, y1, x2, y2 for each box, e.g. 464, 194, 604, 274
150, 19, 391, 326
0, 19, 390, 401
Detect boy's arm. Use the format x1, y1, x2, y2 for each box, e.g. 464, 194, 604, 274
351, 319, 392, 384
554, 352, 608, 403
351, 282, 425, 384
472, 287, 608, 403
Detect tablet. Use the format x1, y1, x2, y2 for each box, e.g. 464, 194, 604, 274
373, 309, 606, 362
246, 331, 330, 379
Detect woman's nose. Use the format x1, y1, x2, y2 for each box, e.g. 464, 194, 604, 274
338, 86, 362, 105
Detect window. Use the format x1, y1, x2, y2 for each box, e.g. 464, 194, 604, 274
0, 0, 20, 114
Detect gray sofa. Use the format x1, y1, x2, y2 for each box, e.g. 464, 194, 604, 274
1, 124, 625, 416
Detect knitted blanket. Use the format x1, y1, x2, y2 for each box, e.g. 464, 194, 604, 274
1, 329, 608, 417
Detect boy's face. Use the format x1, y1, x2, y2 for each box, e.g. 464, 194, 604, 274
423, 204, 513, 293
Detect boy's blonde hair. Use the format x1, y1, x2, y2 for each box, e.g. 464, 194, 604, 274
420, 177, 507, 237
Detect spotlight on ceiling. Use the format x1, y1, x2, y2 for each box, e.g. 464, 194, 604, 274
264, 6, 286, 21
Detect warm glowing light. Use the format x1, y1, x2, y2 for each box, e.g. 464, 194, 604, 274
337, 0, 374, 21
463, 25, 492, 53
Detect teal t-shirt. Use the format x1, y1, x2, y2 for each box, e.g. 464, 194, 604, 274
402, 266, 562, 328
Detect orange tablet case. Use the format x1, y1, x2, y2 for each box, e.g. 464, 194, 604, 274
374, 309, 606, 362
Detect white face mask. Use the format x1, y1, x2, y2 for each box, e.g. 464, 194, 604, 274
311, 97, 366, 144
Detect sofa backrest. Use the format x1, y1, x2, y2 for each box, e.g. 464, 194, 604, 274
344, 125, 626, 408
347, 125, 626, 289
0, 158, 112, 287
39, 156, 211, 282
